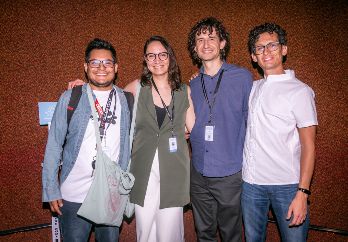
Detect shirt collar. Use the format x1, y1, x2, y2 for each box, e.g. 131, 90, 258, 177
199, 61, 228, 78
265, 69, 295, 82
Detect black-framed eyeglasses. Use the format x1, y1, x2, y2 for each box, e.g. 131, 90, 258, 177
254, 42, 281, 55
144, 52, 169, 62
88, 59, 115, 68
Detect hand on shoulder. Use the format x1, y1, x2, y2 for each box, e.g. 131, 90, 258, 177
68, 79, 85, 89
189, 72, 199, 82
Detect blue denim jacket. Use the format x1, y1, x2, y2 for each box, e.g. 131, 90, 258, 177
42, 84, 131, 202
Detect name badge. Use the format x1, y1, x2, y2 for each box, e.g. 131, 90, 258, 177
169, 137, 177, 153
205, 125, 214, 141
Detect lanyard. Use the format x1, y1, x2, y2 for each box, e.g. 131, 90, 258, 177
200, 70, 224, 123
151, 79, 175, 136
94, 88, 116, 140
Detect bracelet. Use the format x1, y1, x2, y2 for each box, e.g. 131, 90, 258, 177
298, 187, 311, 195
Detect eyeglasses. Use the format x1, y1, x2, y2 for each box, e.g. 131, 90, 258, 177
254, 42, 281, 55
144, 52, 169, 62
88, 59, 115, 68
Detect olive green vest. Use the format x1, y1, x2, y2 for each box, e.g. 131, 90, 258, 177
130, 84, 190, 208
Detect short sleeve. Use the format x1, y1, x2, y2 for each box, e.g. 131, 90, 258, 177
291, 85, 318, 128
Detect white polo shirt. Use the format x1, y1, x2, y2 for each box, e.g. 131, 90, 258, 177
243, 70, 318, 185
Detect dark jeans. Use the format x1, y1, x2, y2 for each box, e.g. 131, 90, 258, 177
190, 166, 242, 242
241, 182, 309, 242
59, 200, 119, 242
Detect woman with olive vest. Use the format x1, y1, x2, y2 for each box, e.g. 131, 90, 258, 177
125, 35, 195, 242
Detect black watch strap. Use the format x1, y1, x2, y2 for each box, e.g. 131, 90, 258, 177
298, 187, 311, 195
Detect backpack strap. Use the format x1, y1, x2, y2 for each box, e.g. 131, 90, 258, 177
124, 91, 134, 122
67, 86, 133, 127
67, 85, 83, 127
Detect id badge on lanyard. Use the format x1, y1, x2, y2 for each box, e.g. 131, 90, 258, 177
151, 79, 178, 153
205, 125, 214, 141
201, 70, 224, 143
169, 136, 178, 153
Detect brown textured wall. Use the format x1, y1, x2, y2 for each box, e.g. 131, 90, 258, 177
0, 0, 347, 241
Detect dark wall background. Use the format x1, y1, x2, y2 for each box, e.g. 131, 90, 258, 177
0, 0, 347, 241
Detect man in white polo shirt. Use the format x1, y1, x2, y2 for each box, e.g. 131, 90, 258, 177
242, 23, 318, 242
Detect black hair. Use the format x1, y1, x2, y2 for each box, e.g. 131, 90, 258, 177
248, 23, 287, 54
141, 35, 181, 91
187, 17, 230, 67
85, 38, 117, 63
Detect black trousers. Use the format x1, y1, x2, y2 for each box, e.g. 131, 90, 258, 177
190, 166, 242, 242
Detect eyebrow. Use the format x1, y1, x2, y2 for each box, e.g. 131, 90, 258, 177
196, 35, 217, 40
89, 58, 114, 61
255, 41, 278, 47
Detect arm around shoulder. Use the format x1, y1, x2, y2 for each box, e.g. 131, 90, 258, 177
185, 85, 195, 133
124, 79, 140, 97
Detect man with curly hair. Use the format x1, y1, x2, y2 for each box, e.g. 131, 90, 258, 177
188, 17, 253, 242
242, 23, 318, 242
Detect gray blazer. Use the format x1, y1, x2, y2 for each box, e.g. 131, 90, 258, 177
130, 84, 190, 208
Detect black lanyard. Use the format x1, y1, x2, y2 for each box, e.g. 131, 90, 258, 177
200, 70, 224, 123
95, 88, 116, 140
151, 79, 175, 136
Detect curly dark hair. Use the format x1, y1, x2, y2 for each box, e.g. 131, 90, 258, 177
248, 23, 287, 54
187, 17, 230, 67
141, 36, 181, 91
85, 38, 117, 63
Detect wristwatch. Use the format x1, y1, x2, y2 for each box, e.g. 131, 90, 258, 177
298, 187, 311, 195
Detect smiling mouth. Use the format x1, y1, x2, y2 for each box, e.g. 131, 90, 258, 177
202, 49, 213, 53
263, 57, 273, 61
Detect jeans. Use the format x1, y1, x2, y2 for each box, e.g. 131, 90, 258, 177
60, 200, 119, 242
241, 182, 309, 242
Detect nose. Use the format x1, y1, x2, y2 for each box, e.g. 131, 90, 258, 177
263, 47, 271, 55
153, 56, 162, 64
203, 39, 209, 48
98, 63, 106, 69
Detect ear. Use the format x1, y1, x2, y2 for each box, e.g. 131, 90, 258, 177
219, 39, 226, 50
114, 63, 118, 73
84, 63, 88, 73
251, 53, 258, 63
281, 45, 288, 56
